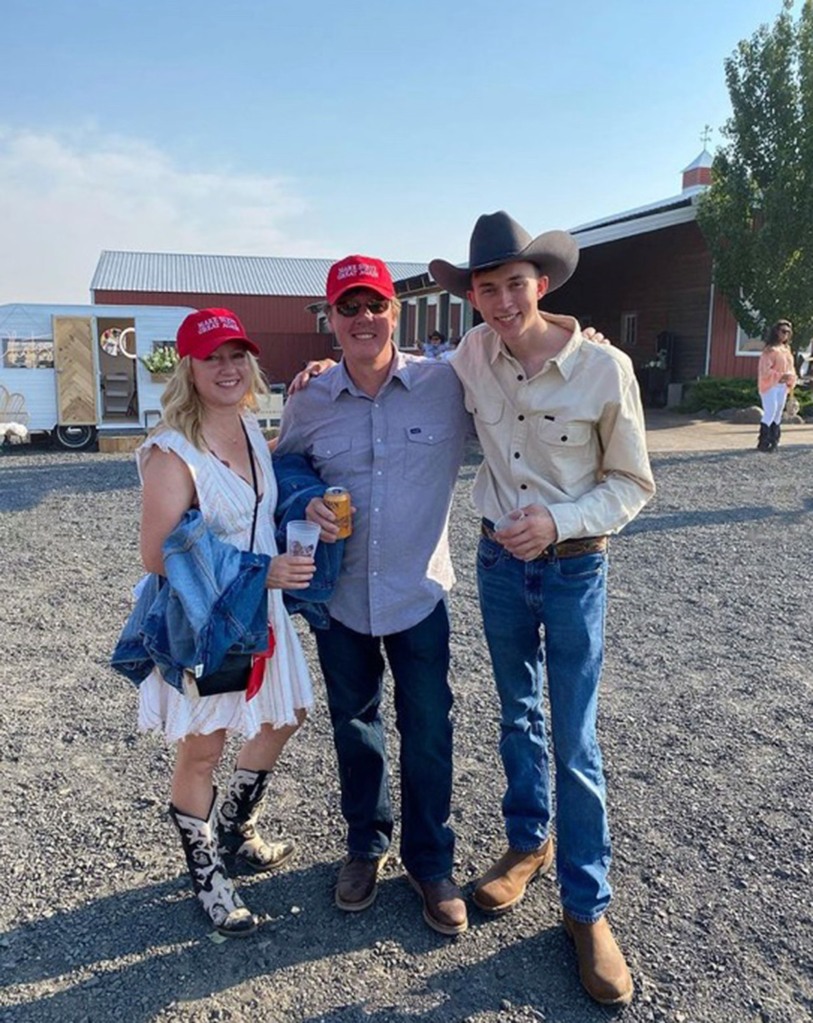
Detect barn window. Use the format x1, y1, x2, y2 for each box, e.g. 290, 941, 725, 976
735, 325, 763, 356
620, 312, 638, 347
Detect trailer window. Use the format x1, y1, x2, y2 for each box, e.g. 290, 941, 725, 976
3, 337, 55, 369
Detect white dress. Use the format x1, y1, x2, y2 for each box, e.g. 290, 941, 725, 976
135, 416, 314, 742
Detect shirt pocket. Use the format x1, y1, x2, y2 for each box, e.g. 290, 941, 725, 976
310, 436, 352, 473
464, 394, 505, 426
536, 418, 593, 486
403, 423, 458, 484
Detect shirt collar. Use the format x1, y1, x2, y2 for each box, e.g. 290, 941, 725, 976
329, 344, 413, 400
485, 312, 585, 380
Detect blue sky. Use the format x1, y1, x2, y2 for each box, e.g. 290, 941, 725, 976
0, 0, 796, 304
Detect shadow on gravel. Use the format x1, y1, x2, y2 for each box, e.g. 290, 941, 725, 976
2, 865, 617, 1023
0, 458, 137, 512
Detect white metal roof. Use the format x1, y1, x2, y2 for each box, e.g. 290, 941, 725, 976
91, 251, 428, 297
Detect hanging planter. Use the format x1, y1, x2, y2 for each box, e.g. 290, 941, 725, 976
141, 344, 180, 382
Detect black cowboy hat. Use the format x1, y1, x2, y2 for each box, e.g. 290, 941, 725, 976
429, 210, 579, 299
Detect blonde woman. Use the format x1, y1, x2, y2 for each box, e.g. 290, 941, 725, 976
137, 308, 315, 936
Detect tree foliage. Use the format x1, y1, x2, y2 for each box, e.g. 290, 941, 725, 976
697, 0, 813, 344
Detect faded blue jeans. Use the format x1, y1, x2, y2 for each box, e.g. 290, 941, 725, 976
476, 532, 612, 922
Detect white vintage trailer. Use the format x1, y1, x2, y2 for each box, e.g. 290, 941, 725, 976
0, 303, 195, 449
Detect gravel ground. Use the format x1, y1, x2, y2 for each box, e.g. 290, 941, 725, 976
0, 442, 811, 1023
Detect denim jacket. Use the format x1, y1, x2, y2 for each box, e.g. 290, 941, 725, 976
273, 451, 344, 629
111, 509, 271, 692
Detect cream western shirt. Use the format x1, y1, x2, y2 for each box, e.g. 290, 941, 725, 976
449, 314, 655, 541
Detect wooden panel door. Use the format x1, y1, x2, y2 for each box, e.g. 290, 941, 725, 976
53, 317, 97, 424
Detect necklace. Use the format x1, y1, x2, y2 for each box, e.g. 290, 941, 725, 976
203, 417, 243, 448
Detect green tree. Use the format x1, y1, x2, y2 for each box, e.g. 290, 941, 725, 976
697, 0, 813, 344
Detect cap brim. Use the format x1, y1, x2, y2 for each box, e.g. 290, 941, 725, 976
188, 335, 260, 360
330, 281, 395, 305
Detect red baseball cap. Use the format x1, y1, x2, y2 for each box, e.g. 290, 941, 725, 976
176, 308, 260, 360
326, 255, 396, 306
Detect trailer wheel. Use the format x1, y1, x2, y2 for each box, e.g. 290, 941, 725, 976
53, 425, 97, 451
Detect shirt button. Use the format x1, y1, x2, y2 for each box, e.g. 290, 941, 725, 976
560, 435, 568, 442
518, 415, 525, 421
374, 507, 379, 512
377, 470, 382, 475
517, 374, 524, 381
520, 483, 528, 490
514, 452, 520, 459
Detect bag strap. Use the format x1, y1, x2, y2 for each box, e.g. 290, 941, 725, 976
241, 419, 260, 552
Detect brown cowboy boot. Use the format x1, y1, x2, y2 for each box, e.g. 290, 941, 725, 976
335, 853, 389, 911
473, 837, 555, 914
562, 912, 634, 1006
407, 874, 468, 936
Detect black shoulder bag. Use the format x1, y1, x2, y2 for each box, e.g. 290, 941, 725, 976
194, 422, 262, 696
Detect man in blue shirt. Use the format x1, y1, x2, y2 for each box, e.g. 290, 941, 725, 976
275, 255, 471, 936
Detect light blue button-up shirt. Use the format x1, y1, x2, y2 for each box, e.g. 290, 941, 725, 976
275, 349, 472, 636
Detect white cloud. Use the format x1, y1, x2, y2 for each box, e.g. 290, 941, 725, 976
0, 127, 319, 304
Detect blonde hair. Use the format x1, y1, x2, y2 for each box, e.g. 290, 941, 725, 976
153, 352, 269, 450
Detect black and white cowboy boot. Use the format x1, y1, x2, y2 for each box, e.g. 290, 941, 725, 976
217, 768, 295, 873
169, 791, 257, 938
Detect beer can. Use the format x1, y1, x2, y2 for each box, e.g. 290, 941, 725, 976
323, 486, 353, 539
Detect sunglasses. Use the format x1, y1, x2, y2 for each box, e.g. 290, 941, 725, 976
335, 298, 391, 317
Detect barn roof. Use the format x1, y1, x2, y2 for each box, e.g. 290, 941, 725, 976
91, 251, 428, 297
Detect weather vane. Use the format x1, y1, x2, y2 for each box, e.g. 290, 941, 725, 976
701, 124, 713, 148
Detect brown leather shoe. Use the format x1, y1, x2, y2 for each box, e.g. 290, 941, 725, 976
562, 912, 634, 1006
335, 854, 388, 911
472, 838, 554, 914
407, 874, 468, 936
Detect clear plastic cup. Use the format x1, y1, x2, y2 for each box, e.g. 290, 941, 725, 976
286, 520, 320, 558
494, 509, 527, 532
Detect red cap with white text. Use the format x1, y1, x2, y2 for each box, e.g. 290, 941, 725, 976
176, 307, 260, 360
326, 255, 396, 306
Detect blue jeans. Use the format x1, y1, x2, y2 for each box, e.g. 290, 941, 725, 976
314, 602, 455, 881
477, 534, 612, 922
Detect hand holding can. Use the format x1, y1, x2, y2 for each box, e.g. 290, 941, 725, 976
323, 486, 353, 539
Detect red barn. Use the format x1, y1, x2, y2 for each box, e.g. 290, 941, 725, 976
91, 253, 427, 386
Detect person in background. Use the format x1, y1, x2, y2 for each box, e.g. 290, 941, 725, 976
439, 337, 460, 361
430, 211, 655, 1006
422, 330, 450, 359
757, 319, 797, 452
136, 308, 315, 937
275, 256, 472, 937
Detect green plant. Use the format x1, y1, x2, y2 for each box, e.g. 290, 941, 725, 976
141, 344, 179, 374
697, 0, 813, 340
679, 375, 813, 416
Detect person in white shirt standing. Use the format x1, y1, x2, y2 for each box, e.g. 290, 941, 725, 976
430, 212, 655, 1006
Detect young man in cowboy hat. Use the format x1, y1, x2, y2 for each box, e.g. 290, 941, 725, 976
430, 211, 655, 1006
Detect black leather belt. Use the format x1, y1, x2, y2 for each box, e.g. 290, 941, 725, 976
481, 519, 608, 560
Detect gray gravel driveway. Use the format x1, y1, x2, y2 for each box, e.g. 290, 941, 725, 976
0, 441, 811, 1023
